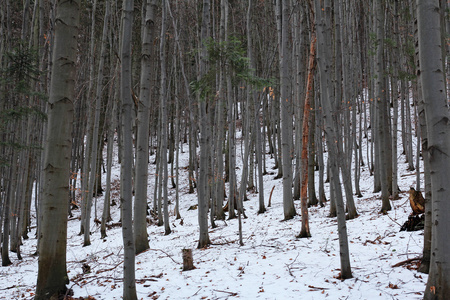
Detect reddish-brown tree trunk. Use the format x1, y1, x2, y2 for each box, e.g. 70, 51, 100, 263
298, 4, 316, 238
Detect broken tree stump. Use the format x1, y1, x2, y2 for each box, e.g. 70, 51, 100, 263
182, 248, 195, 271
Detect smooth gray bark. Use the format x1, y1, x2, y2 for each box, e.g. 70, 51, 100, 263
160, 0, 171, 236
417, 1, 450, 298
35, 0, 79, 298
84, 0, 109, 247
279, 0, 295, 220
134, 0, 157, 254
120, 0, 137, 298
79, 0, 98, 237
247, 0, 265, 215
316, 0, 352, 280
197, 0, 211, 249
374, 0, 391, 213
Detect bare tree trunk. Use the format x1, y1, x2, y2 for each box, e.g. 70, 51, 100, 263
101, 73, 117, 238
197, 0, 212, 249
120, 0, 137, 298
417, 1, 450, 298
315, 0, 352, 280
279, 0, 295, 220
247, 0, 266, 215
160, 0, 171, 236
374, 0, 391, 213
1, 151, 16, 266
83, 0, 109, 247
134, 0, 157, 254
298, 9, 315, 237
35, 0, 79, 298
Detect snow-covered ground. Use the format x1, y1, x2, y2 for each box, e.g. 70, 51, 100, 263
0, 127, 426, 299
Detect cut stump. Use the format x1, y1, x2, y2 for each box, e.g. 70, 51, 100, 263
182, 248, 195, 271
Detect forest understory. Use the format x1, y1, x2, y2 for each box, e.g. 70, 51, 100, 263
0, 132, 427, 300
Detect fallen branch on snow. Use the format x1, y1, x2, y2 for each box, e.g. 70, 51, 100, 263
148, 248, 180, 264
392, 257, 422, 268
214, 289, 238, 296
308, 285, 329, 291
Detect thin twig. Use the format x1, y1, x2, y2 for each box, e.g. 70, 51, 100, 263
192, 288, 202, 297
386, 213, 402, 227
95, 260, 123, 274
213, 289, 238, 296
149, 248, 180, 264
308, 285, 330, 290
285, 253, 300, 277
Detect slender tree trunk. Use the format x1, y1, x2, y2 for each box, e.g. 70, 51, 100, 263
83, 0, 109, 247
197, 0, 212, 249
160, 0, 171, 236
101, 78, 116, 238
1, 150, 15, 266
316, 94, 327, 206
298, 14, 315, 237
120, 0, 138, 298
374, 0, 391, 213
134, 0, 157, 254
315, 0, 352, 280
280, 0, 295, 220
247, 0, 266, 215
174, 59, 181, 220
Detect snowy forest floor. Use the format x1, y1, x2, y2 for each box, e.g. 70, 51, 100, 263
0, 135, 426, 300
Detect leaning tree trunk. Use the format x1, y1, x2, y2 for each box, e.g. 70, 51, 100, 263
120, 0, 138, 298
35, 0, 79, 298
417, 0, 450, 298
298, 14, 316, 237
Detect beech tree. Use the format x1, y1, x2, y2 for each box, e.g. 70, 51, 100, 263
197, 0, 212, 249
417, 0, 450, 298
134, 0, 157, 254
35, 0, 80, 298
279, 0, 296, 221
2, 2, 449, 298
120, 0, 137, 298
